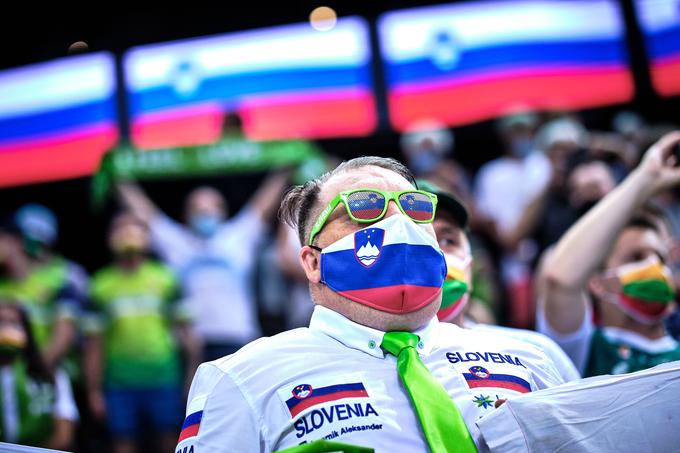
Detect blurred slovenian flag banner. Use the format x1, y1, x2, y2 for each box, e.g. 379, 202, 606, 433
378, 0, 634, 130
634, 0, 680, 97
124, 17, 376, 149
0, 53, 119, 188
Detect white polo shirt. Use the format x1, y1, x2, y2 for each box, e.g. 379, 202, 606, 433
150, 208, 265, 344
176, 305, 564, 452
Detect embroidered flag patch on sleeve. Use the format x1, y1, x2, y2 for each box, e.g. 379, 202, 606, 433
178, 410, 203, 443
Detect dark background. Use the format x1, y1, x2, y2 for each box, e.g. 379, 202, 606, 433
0, 0, 678, 272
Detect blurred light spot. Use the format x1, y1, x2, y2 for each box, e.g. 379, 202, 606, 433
310, 6, 337, 31
67, 41, 89, 55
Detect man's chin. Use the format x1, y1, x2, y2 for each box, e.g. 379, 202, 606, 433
316, 288, 442, 332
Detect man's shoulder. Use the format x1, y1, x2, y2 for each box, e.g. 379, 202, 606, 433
598, 327, 680, 355
471, 323, 562, 352
196, 328, 323, 384
438, 322, 547, 359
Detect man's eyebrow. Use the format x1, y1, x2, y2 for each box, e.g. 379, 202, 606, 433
436, 225, 459, 234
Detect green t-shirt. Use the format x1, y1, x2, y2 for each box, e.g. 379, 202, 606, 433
584, 328, 680, 377
0, 362, 55, 446
0, 258, 75, 348
88, 261, 186, 388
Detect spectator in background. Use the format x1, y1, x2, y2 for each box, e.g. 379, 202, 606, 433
400, 119, 472, 207
402, 123, 500, 320
513, 158, 617, 260
537, 132, 680, 377
0, 302, 78, 450
116, 170, 289, 361
474, 111, 549, 327
418, 180, 497, 323
84, 213, 199, 453
534, 116, 589, 192
612, 110, 650, 166
423, 180, 580, 381
12, 204, 89, 379
0, 219, 81, 375
13, 204, 89, 301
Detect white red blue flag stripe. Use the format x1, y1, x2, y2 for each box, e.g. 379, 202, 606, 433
285, 383, 369, 418
463, 371, 532, 393
634, 0, 680, 96
377, 0, 633, 130
0, 53, 118, 187
124, 17, 376, 147
321, 218, 446, 313
177, 410, 203, 443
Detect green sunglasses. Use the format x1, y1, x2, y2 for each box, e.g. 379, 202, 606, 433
308, 188, 438, 245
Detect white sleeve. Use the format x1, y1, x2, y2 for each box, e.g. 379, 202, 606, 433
477, 361, 680, 453
149, 214, 195, 268
176, 362, 264, 453
536, 303, 594, 375
53, 370, 79, 422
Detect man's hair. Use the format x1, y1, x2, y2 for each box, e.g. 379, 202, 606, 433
109, 211, 148, 235
629, 202, 672, 238
279, 156, 416, 245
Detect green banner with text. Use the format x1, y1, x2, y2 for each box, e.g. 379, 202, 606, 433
92, 137, 327, 209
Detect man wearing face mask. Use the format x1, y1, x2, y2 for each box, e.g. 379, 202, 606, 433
537, 132, 680, 377
418, 180, 580, 382
117, 171, 289, 362
176, 157, 563, 452
84, 213, 199, 453
474, 111, 550, 328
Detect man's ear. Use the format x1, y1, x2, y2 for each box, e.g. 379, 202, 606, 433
300, 246, 321, 283
588, 272, 618, 298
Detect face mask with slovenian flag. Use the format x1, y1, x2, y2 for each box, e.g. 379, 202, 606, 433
320, 214, 447, 314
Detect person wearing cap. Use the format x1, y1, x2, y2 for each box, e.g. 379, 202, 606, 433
418, 179, 580, 382
0, 207, 85, 375
176, 156, 563, 452
537, 132, 680, 377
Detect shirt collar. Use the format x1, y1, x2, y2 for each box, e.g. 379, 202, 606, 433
309, 305, 440, 358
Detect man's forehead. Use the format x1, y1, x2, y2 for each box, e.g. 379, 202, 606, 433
616, 227, 667, 255
434, 211, 464, 233
319, 165, 414, 204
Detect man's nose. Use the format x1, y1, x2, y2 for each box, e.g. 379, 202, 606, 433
384, 200, 402, 218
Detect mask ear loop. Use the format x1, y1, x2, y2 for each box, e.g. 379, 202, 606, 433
309, 245, 323, 252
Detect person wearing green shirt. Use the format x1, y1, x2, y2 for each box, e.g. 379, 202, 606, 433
537, 132, 680, 377
0, 302, 78, 450
0, 217, 81, 376
84, 212, 200, 453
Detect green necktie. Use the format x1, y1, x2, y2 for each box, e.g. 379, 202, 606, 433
381, 331, 477, 453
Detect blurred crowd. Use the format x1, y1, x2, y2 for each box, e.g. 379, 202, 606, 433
1, 109, 679, 452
